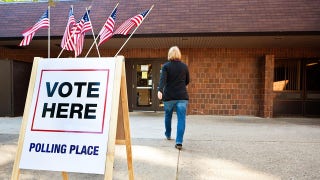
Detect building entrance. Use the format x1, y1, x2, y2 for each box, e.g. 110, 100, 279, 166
273, 58, 320, 117
125, 59, 166, 112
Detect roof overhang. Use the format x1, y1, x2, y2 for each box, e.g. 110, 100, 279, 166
1, 32, 319, 51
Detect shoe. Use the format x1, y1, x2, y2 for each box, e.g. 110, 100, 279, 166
165, 134, 171, 140
175, 144, 182, 150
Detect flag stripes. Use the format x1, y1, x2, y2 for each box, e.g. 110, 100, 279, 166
19, 9, 49, 46
113, 19, 135, 35
19, 32, 35, 46
98, 7, 117, 46
113, 9, 149, 35
61, 7, 76, 51
74, 10, 92, 57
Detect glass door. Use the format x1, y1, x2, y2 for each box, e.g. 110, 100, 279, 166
131, 60, 165, 111
136, 63, 153, 108
304, 59, 320, 116
273, 58, 320, 117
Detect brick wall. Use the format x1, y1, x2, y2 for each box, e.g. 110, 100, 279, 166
261, 55, 274, 118
186, 49, 263, 116
183, 48, 320, 116
1, 47, 319, 117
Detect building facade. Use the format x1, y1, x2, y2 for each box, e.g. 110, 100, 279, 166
0, 0, 320, 117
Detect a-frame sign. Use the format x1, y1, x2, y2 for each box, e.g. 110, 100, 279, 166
11, 56, 134, 180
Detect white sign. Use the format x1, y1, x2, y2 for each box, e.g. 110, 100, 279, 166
19, 58, 116, 174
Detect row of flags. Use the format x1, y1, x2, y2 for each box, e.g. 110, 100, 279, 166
19, 4, 151, 57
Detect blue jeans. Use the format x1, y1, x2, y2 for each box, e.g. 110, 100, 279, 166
164, 100, 188, 144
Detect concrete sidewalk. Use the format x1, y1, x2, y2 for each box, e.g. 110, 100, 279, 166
1, 112, 320, 179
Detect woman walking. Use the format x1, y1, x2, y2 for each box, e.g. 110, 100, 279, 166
157, 46, 190, 150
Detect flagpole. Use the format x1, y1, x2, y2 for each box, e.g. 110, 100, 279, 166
85, 7, 101, 58
85, 2, 119, 58
48, 6, 50, 58
115, 4, 154, 57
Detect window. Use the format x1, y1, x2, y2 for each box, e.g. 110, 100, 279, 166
273, 59, 301, 91
306, 59, 320, 91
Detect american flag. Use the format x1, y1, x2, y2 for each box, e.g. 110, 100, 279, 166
113, 9, 149, 35
74, 10, 92, 57
19, 9, 49, 46
61, 6, 76, 51
98, 7, 117, 46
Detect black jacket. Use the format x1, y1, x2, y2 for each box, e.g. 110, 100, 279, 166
158, 60, 190, 101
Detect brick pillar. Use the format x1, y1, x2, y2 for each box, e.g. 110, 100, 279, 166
261, 55, 274, 118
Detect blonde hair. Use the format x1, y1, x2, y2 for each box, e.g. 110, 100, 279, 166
168, 46, 181, 60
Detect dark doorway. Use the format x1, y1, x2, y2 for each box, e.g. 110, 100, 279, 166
125, 59, 167, 112
0, 59, 32, 117
304, 59, 320, 116
273, 58, 320, 117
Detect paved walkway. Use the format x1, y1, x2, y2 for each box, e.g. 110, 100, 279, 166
1, 112, 320, 179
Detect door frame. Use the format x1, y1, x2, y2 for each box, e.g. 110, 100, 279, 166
125, 58, 166, 112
